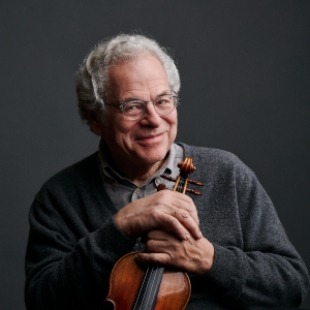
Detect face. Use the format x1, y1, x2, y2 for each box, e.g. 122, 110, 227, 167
93, 54, 178, 172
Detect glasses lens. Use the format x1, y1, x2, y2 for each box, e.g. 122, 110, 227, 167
122, 93, 178, 120
154, 94, 177, 115
123, 100, 145, 120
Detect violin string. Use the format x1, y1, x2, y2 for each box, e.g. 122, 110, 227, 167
143, 266, 162, 308
134, 266, 163, 309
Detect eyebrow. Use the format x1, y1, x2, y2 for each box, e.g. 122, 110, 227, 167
120, 90, 173, 103
156, 90, 173, 97
120, 97, 141, 103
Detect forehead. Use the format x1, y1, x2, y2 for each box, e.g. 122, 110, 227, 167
107, 54, 170, 99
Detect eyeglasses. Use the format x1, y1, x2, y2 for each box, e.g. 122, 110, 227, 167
106, 91, 179, 121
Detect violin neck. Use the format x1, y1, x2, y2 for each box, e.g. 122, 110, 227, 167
133, 266, 164, 310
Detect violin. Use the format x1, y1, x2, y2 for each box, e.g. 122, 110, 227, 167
105, 157, 203, 310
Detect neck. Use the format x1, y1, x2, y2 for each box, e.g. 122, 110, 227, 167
99, 141, 166, 186
115, 159, 164, 186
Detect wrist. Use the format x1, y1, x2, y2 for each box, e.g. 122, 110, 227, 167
197, 238, 215, 275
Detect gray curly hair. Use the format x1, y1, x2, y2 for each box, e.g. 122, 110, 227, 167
76, 33, 181, 126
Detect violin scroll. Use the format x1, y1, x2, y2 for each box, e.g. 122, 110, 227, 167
160, 157, 204, 195
177, 157, 196, 174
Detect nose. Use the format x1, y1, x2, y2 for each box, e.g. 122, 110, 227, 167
140, 102, 161, 127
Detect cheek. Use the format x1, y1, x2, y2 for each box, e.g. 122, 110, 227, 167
174, 114, 178, 129
116, 120, 138, 137
168, 111, 178, 133
171, 123, 178, 142
106, 112, 135, 133
103, 119, 137, 144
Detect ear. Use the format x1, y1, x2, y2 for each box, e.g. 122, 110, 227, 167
90, 120, 103, 136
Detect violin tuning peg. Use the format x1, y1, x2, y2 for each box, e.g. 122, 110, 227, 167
187, 179, 204, 186
185, 188, 202, 195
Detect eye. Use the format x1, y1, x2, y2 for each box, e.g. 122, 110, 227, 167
155, 95, 174, 108
157, 99, 168, 105
124, 101, 144, 113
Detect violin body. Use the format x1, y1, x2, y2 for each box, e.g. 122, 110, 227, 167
105, 252, 191, 310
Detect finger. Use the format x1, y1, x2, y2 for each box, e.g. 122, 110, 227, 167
152, 210, 193, 240
146, 229, 167, 240
148, 196, 202, 239
135, 252, 172, 267
144, 232, 170, 250
172, 209, 202, 240
169, 192, 200, 225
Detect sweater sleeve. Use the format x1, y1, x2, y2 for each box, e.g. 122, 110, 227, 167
25, 158, 137, 310
193, 152, 310, 308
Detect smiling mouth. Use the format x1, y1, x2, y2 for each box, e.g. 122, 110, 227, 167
136, 132, 165, 144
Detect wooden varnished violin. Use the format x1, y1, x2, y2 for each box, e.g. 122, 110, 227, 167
105, 157, 203, 310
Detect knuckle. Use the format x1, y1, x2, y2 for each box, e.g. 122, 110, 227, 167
158, 189, 169, 199
150, 208, 162, 221
145, 241, 154, 252
178, 210, 190, 219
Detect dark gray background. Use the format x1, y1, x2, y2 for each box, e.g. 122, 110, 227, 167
1, 1, 309, 309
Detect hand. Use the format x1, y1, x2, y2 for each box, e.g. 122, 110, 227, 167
136, 230, 214, 275
114, 190, 202, 240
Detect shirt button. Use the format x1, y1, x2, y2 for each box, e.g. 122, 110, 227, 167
155, 178, 159, 186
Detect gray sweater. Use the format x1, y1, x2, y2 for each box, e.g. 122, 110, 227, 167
25, 143, 309, 309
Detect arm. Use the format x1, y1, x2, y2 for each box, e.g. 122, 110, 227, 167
25, 194, 136, 310
205, 175, 310, 308
25, 180, 202, 309
135, 153, 310, 307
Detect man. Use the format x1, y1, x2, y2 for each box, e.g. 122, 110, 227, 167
25, 34, 309, 309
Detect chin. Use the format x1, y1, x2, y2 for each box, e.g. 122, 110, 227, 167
137, 147, 169, 165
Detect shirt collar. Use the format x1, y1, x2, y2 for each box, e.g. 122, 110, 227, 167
98, 140, 183, 186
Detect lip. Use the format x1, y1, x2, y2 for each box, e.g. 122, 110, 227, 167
136, 132, 165, 145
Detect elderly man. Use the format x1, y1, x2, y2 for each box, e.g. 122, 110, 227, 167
25, 34, 309, 309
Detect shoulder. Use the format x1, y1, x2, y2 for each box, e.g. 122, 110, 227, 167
179, 142, 245, 167
177, 142, 255, 181
37, 152, 100, 196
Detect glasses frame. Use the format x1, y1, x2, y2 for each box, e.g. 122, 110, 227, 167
106, 91, 179, 121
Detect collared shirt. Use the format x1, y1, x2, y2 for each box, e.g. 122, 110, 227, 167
98, 141, 184, 210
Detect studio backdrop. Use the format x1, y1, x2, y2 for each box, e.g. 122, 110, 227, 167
1, 1, 309, 309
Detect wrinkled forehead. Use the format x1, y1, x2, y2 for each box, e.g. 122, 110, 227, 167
106, 54, 169, 100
